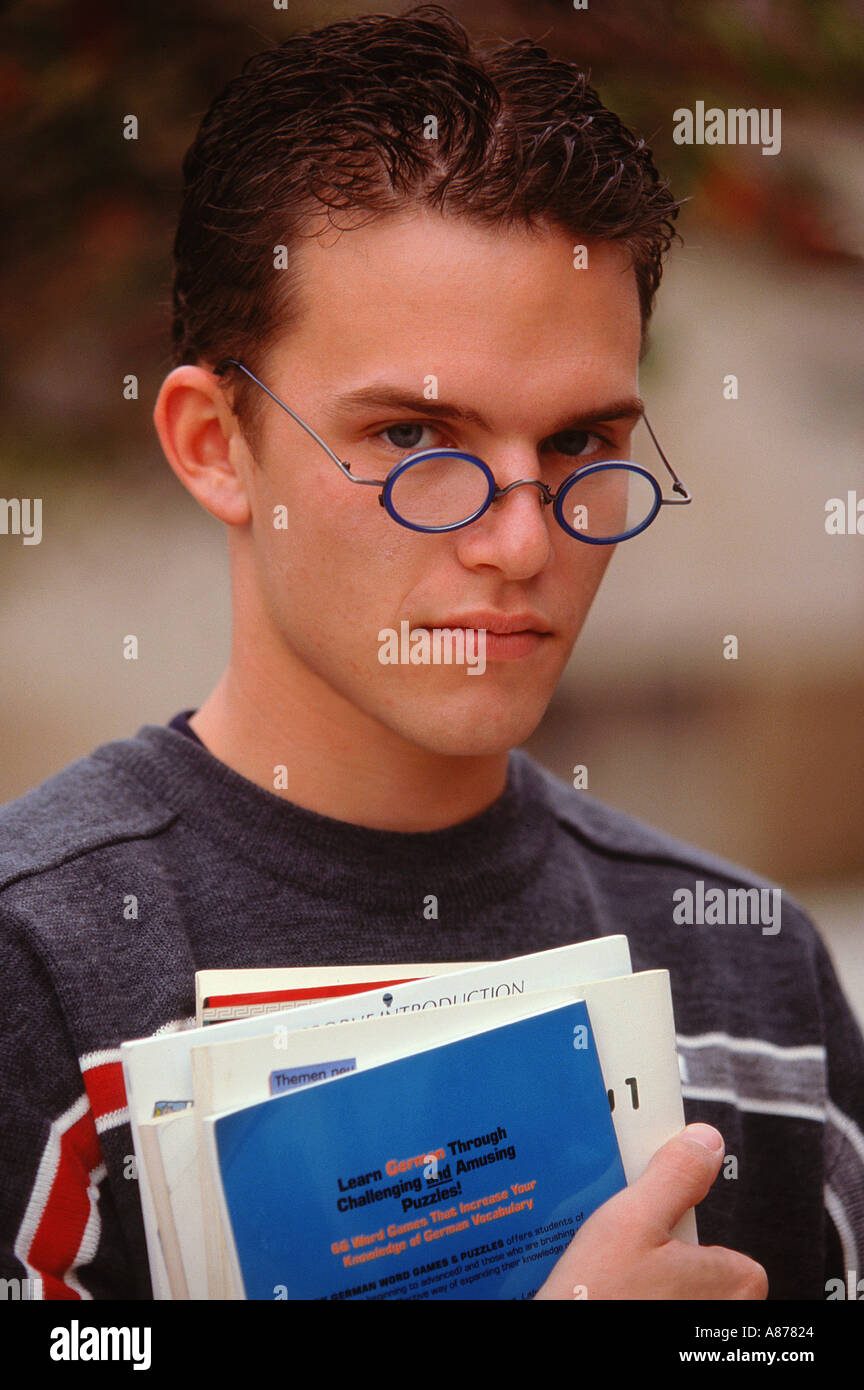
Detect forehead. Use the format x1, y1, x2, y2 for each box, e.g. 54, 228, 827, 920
274, 209, 641, 401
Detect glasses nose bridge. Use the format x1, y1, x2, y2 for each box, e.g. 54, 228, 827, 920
491, 476, 554, 507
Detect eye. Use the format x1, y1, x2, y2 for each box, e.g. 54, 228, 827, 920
546, 428, 608, 458
376, 421, 445, 454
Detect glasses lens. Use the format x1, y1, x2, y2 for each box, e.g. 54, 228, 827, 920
387, 453, 492, 529
557, 465, 660, 540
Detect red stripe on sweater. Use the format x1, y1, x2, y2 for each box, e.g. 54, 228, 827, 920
27, 1108, 103, 1300
23, 1062, 127, 1298
82, 1060, 128, 1121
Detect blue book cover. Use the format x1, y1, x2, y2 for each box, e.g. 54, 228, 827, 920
210, 1000, 626, 1300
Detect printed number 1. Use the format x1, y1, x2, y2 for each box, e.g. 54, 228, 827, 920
607, 1077, 640, 1113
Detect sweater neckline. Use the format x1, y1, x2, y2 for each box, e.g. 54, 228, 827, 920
100, 723, 554, 913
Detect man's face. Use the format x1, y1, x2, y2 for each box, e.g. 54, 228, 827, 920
234, 209, 642, 756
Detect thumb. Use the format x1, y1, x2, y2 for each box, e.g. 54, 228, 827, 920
624, 1123, 725, 1237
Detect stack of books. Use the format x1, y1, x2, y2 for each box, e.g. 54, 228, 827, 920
120, 937, 695, 1300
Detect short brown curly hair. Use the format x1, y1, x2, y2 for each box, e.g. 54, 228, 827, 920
171, 4, 679, 444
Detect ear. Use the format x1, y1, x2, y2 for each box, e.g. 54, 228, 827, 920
153, 365, 251, 525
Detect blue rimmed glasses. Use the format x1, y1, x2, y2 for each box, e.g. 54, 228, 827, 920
214, 358, 692, 542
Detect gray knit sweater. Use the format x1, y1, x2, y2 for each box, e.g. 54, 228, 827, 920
1, 719, 862, 1299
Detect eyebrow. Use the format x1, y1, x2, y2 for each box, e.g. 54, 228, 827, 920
323, 386, 645, 433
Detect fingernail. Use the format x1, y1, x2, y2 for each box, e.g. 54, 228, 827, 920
684, 1123, 724, 1152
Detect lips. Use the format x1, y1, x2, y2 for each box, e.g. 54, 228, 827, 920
424, 611, 553, 636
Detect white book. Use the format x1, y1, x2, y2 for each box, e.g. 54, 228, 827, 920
137, 1096, 219, 1303
122, 936, 632, 1297
202, 970, 693, 1300
195, 961, 479, 1026
137, 1109, 208, 1300
579, 971, 698, 1241
136, 1115, 188, 1300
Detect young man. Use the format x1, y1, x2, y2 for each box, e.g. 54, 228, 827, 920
2, 6, 862, 1302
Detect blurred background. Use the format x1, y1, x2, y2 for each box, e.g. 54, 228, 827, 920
1, 0, 862, 1018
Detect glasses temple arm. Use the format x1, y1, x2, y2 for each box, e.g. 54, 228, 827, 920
214, 358, 372, 482
642, 413, 692, 503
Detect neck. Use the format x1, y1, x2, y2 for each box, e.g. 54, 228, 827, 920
190, 634, 508, 833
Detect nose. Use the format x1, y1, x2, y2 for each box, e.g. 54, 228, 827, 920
455, 472, 554, 580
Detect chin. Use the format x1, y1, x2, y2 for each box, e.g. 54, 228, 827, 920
389, 690, 550, 759
416, 727, 536, 758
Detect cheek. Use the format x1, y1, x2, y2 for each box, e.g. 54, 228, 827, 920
555, 533, 617, 618
583, 541, 617, 592
253, 468, 418, 634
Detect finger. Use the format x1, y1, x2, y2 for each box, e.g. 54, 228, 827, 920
623, 1123, 725, 1237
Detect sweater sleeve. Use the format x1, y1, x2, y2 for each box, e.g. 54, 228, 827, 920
0, 904, 139, 1299
814, 929, 864, 1296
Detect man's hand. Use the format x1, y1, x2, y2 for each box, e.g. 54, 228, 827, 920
534, 1123, 769, 1300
